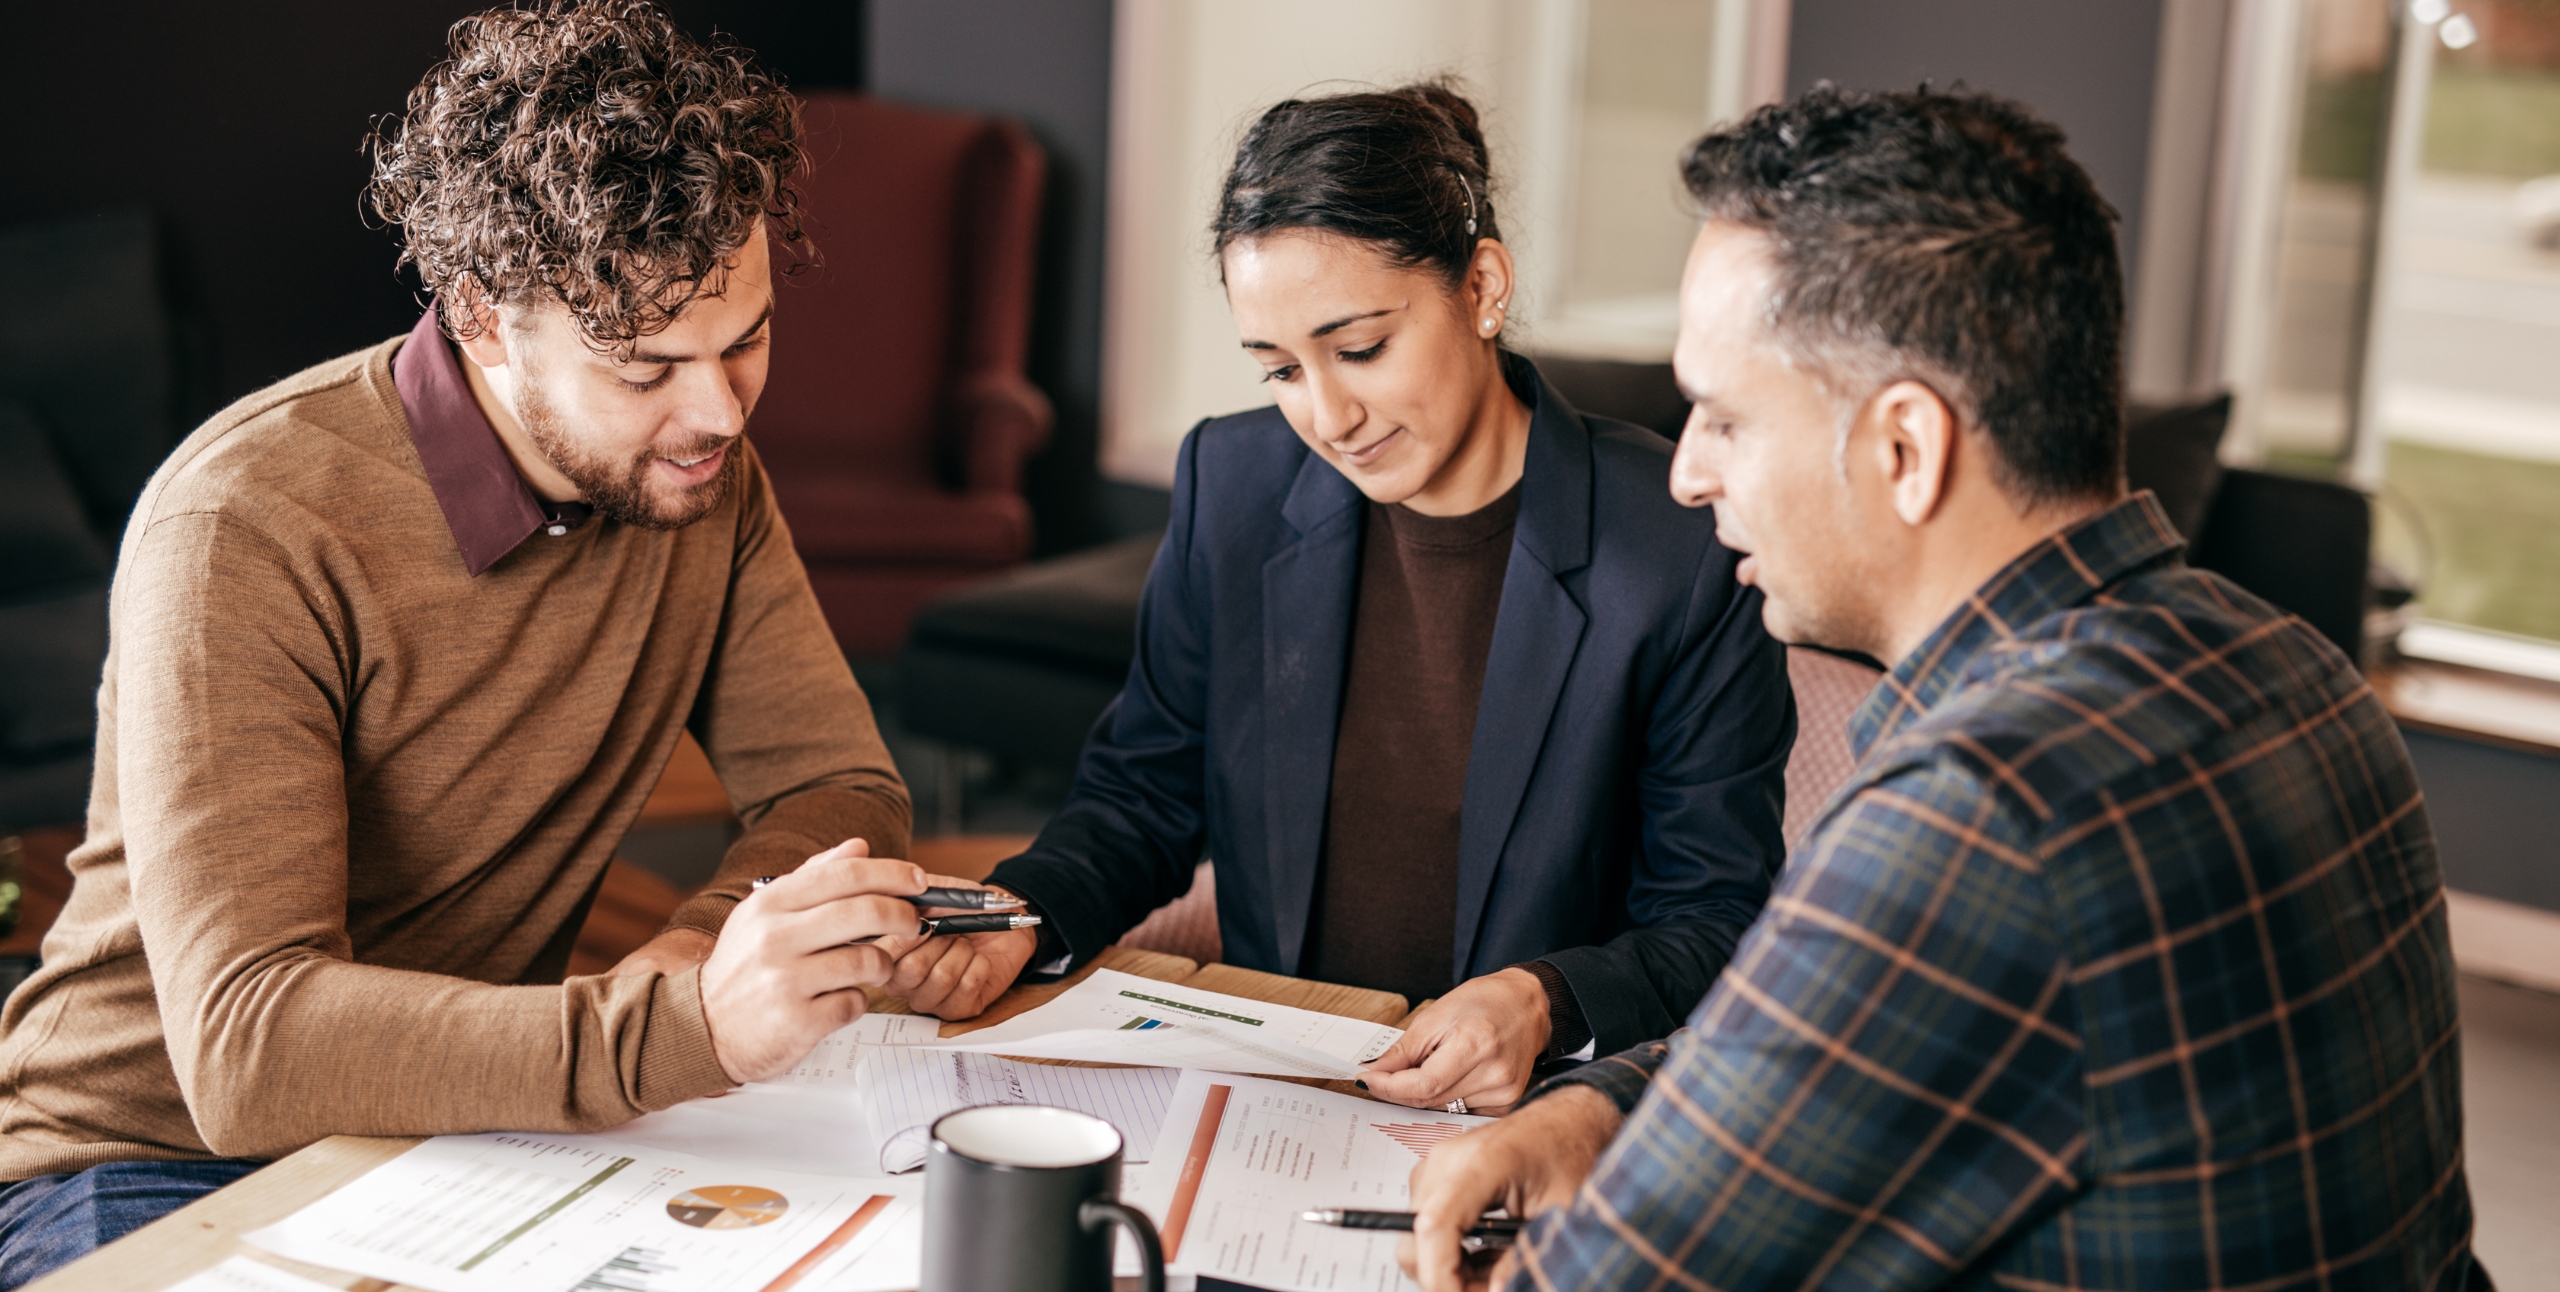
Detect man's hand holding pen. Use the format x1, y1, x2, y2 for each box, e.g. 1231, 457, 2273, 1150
1397, 1084, 1623, 1292
745, 875, 1043, 939
683, 836, 1043, 1082
698, 839, 937, 1083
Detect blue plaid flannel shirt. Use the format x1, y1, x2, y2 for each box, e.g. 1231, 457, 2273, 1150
1514, 495, 2483, 1290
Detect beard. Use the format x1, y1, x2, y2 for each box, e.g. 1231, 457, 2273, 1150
1720, 502, 1894, 662
1761, 586, 1886, 660
513, 371, 740, 532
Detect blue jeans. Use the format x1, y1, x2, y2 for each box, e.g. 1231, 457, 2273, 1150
0, 1158, 265, 1288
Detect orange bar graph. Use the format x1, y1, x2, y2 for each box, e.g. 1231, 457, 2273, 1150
758, 1193, 895, 1292
1157, 1083, 1233, 1261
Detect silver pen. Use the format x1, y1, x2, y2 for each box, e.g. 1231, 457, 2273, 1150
749, 875, 1026, 910
746, 876, 1040, 942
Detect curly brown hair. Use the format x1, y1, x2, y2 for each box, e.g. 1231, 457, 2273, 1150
366, 0, 807, 357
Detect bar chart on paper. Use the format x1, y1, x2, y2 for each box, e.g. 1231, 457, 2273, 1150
299, 1141, 650, 1272
1127, 1071, 1492, 1292
1369, 1121, 1467, 1158
927, 969, 1404, 1079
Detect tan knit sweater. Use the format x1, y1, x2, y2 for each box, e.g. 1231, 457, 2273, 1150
0, 338, 910, 1179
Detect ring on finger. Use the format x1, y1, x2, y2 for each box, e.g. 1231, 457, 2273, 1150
1444, 1098, 1469, 1115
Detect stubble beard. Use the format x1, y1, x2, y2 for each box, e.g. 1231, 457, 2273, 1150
514, 369, 740, 532
1765, 558, 1897, 662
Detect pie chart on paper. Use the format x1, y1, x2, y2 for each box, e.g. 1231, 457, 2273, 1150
665, 1185, 790, 1229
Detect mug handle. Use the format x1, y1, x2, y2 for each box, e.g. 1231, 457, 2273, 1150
1078, 1199, 1165, 1292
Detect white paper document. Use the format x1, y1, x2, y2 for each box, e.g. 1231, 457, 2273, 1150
166, 1256, 348, 1292
610, 1085, 882, 1180
608, 1011, 942, 1179
853, 1045, 1181, 1173
246, 1132, 923, 1292
762, 1012, 942, 1087
1124, 1070, 1491, 1292
924, 969, 1403, 1079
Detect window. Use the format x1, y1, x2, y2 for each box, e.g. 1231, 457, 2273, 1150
2366, 0, 2560, 648
2240, 0, 2393, 473
2236, 0, 2560, 654
1537, 0, 1727, 360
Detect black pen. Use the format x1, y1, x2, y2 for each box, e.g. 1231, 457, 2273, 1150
912, 913, 1042, 936
1301, 1209, 1521, 1251
841, 913, 1041, 943
750, 876, 1026, 910
830, 912, 1044, 946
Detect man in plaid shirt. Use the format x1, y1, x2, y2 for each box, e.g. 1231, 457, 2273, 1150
1402, 88, 2484, 1290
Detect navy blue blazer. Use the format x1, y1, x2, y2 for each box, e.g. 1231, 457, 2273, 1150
988, 361, 1794, 1051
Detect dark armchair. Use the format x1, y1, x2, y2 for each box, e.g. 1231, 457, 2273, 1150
0, 209, 193, 831
752, 92, 1054, 658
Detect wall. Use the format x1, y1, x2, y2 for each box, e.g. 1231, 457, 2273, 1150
1099, 0, 1584, 486
1784, 0, 2173, 374
867, 0, 1123, 551
0, 3, 865, 420
1788, 0, 2261, 405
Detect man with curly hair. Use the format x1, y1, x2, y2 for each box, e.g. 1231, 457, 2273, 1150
0, 4, 961, 1278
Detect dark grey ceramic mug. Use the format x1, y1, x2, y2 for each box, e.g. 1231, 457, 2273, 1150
923, 1104, 1165, 1292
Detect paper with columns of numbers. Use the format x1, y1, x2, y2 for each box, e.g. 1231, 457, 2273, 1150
1121, 1069, 1492, 1292
761, 1011, 942, 1087
604, 1012, 941, 1179
245, 1132, 925, 1292
854, 1044, 1181, 1173
920, 968, 1404, 1079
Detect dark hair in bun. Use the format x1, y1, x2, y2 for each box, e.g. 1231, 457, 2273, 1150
1212, 79, 1496, 286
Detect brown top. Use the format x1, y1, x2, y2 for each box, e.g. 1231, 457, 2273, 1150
1301, 487, 1518, 1007
0, 335, 908, 1179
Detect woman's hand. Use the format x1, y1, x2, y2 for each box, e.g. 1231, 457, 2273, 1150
1356, 967, 1551, 1113
884, 879, 1039, 1020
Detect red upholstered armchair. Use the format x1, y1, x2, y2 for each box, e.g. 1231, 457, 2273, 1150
753, 92, 1054, 657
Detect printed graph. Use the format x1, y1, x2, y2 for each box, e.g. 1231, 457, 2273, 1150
574, 1245, 675, 1291
664, 1185, 789, 1229
1371, 1121, 1467, 1158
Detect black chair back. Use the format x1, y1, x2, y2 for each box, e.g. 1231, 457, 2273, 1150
2187, 468, 2371, 665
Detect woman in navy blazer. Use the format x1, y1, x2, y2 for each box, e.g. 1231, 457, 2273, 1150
896, 83, 1793, 1113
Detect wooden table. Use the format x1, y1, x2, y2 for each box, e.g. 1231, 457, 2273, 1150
30, 947, 1415, 1292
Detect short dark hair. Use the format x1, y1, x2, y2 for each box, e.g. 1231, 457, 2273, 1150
1212, 80, 1496, 288
366, 0, 806, 357
1682, 86, 2125, 503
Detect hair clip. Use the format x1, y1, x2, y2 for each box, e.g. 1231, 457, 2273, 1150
1457, 172, 1479, 238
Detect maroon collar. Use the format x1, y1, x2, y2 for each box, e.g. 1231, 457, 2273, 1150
393, 308, 594, 576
